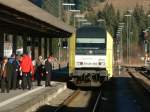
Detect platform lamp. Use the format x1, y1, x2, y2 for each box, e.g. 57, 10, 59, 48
74, 14, 85, 28
147, 14, 150, 24
56, 3, 75, 67
97, 19, 105, 28
124, 14, 132, 65
62, 3, 75, 10
82, 22, 92, 26
77, 18, 88, 27
69, 9, 80, 27
117, 27, 124, 65
118, 23, 125, 65
143, 29, 149, 66
62, 3, 75, 24
147, 14, 150, 63
59, 1, 75, 20
148, 14, 150, 25
116, 27, 123, 75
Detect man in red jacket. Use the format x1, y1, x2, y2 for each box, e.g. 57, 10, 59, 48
20, 53, 34, 90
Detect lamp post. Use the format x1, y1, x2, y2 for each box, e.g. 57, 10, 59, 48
130, 31, 133, 61
77, 19, 88, 22
147, 15, 150, 65
59, 0, 62, 20
77, 19, 88, 27
62, 3, 75, 24
69, 10, 80, 27
74, 14, 85, 27
57, 3, 75, 66
74, 14, 85, 18
116, 22, 125, 75
82, 22, 92, 26
124, 14, 132, 65
143, 29, 149, 66
119, 26, 124, 64
97, 19, 105, 28
116, 32, 121, 75
62, 3, 75, 10
117, 28, 122, 63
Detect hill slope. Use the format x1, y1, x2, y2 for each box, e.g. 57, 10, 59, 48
93, 0, 150, 12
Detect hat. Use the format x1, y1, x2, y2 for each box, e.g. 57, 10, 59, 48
38, 56, 43, 60
3, 56, 8, 60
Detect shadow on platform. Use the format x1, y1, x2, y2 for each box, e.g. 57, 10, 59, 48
35, 88, 100, 112
36, 105, 87, 112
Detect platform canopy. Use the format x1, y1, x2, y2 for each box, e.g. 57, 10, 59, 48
0, 0, 75, 37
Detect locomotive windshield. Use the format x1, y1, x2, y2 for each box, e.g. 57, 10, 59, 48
77, 38, 105, 43
76, 26, 106, 55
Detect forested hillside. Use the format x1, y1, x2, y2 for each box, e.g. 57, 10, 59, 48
70, 0, 150, 59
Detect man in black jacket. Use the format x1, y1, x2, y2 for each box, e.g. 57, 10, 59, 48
0, 57, 13, 93
12, 55, 20, 90
35, 56, 44, 86
45, 53, 54, 87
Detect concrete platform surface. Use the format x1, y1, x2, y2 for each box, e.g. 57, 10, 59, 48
0, 81, 66, 112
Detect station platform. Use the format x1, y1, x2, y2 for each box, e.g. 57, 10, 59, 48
0, 81, 66, 112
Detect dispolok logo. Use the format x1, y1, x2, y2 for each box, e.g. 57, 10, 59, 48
84, 62, 98, 65
75, 55, 106, 68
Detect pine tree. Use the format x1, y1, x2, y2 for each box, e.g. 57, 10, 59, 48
100, 4, 117, 36
133, 4, 146, 30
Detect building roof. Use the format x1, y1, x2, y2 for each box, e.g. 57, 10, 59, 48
0, 0, 75, 34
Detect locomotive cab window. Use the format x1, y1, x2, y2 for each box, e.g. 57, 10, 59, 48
76, 26, 106, 55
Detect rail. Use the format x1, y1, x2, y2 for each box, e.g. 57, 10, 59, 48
54, 90, 80, 112
92, 90, 102, 112
127, 68, 150, 93
136, 67, 150, 80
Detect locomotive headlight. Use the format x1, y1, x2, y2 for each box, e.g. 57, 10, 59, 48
89, 50, 93, 54
99, 60, 105, 66
99, 61, 105, 66
98, 58, 105, 66
101, 62, 105, 65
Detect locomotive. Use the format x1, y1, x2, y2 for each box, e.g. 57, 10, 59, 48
68, 26, 113, 87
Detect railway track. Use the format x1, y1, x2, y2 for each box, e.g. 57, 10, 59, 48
54, 90, 80, 112
127, 67, 150, 93
54, 88, 103, 112
126, 67, 150, 112
91, 90, 102, 112
135, 67, 150, 80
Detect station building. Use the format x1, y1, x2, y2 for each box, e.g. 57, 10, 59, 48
0, 0, 74, 61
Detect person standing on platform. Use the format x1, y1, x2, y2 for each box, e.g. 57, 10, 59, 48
8, 53, 15, 89
45, 53, 54, 87
20, 53, 34, 90
0, 57, 13, 93
8, 53, 15, 64
18, 63, 23, 89
35, 56, 44, 86
12, 54, 20, 90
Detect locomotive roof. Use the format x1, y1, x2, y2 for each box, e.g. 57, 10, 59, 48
76, 26, 106, 38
